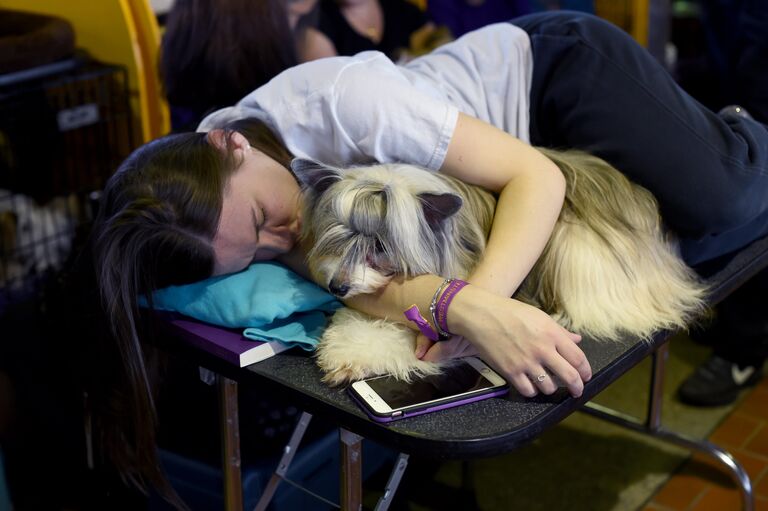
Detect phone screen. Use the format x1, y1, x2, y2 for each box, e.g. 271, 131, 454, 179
366, 360, 496, 410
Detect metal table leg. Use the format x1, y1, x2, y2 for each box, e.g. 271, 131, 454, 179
582, 342, 754, 511
374, 453, 409, 511
253, 413, 409, 511
340, 429, 363, 511
253, 412, 313, 511
219, 376, 243, 511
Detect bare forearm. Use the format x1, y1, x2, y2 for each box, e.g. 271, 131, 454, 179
469, 163, 565, 297
438, 114, 565, 298
345, 274, 445, 329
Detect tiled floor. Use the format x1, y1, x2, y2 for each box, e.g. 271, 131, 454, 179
643, 377, 768, 510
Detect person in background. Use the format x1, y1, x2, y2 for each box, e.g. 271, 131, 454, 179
287, 0, 339, 60
426, 0, 594, 39
427, 0, 533, 38
674, 0, 768, 407
317, 0, 451, 62
160, 0, 335, 132
678, 269, 767, 406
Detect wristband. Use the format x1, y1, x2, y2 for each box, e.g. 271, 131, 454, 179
429, 278, 453, 339
434, 279, 468, 335
403, 304, 441, 341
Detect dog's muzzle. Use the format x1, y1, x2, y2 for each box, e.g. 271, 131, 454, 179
328, 280, 350, 298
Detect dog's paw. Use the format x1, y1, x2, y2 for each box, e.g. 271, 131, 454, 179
316, 307, 446, 386
319, 360, 444, 387
320, 364, 375, 387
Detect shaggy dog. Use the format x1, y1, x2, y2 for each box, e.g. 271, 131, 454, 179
291, 149, 708, 386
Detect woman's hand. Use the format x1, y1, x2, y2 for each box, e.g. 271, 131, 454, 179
417, 113, 591, 398
418, 287, 592, 398
414, 334, 477, 361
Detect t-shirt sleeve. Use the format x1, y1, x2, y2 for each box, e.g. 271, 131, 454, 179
197, 58, 367, 166
198, 54, 459, 170
329, 55, 459, 170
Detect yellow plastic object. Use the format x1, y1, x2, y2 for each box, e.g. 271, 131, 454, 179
0, 0, 169, 142
594, 0, 649, 47
125, 0, 170, 138
631, 0, 649, 48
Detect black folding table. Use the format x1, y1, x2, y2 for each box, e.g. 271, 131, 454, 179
159, 233, 768, 511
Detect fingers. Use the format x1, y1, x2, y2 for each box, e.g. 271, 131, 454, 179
420, 339, 448, 362
505, 335, 591, 399
420, 336, 468, 362
542, 355, 584, 397
414, 334, 434, 359
536, 327, 589, 397
456, 340, 478, 359
557, 338, 592, 383
510, 360, 584, 398
510, 373, 538, 398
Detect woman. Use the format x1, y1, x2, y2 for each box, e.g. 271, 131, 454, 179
427, 0, 533, 38
94, 11, 768, 499
317, 0, 450, 61
160, 0, 335, 131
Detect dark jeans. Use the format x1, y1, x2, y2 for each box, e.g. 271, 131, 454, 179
511, 11, 768, 266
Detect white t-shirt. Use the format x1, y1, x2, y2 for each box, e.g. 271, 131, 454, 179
198, 23, 533, 171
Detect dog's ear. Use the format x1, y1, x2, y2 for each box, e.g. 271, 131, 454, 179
418, 192, 463, 228
290, 158, 341, 195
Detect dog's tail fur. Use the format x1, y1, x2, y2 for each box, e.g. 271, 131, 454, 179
518, 148, 709, 341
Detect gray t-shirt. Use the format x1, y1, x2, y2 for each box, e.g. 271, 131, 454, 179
198, 23, 532, 171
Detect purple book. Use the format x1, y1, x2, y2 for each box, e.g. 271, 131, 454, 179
167, 317, 292, 367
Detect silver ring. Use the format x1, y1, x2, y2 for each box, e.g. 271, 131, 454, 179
536, 373, 547, 382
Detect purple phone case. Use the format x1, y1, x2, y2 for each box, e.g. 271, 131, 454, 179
348, 384, 510, 423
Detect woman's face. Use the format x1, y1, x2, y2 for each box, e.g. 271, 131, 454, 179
212, 133, 303, 275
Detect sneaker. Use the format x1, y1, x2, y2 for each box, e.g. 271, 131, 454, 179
678, 355, 763, 407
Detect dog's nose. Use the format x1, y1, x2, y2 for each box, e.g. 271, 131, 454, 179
328, 282, 350, 297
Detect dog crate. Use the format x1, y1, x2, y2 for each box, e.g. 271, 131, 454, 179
0, 57, 136, 312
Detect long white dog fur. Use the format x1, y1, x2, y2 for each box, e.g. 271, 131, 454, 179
291, 148, 708, 385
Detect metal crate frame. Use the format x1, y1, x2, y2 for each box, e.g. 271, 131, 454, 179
0, 60, 136, 311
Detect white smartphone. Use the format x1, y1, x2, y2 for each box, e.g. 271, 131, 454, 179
348, 357, 509, 423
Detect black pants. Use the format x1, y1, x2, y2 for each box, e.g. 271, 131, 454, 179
512, 11, 768, 266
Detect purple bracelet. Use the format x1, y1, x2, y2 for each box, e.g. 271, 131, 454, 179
434, 279, 468, 335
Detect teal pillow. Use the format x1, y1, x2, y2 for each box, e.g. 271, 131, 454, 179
145, 262, 341, 349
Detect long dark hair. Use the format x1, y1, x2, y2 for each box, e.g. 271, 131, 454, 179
91, 118, 292, 504
160, 0, 299, 125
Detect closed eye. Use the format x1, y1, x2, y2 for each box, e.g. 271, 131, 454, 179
251, 206, 268, 243
251, 209, 260, 243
